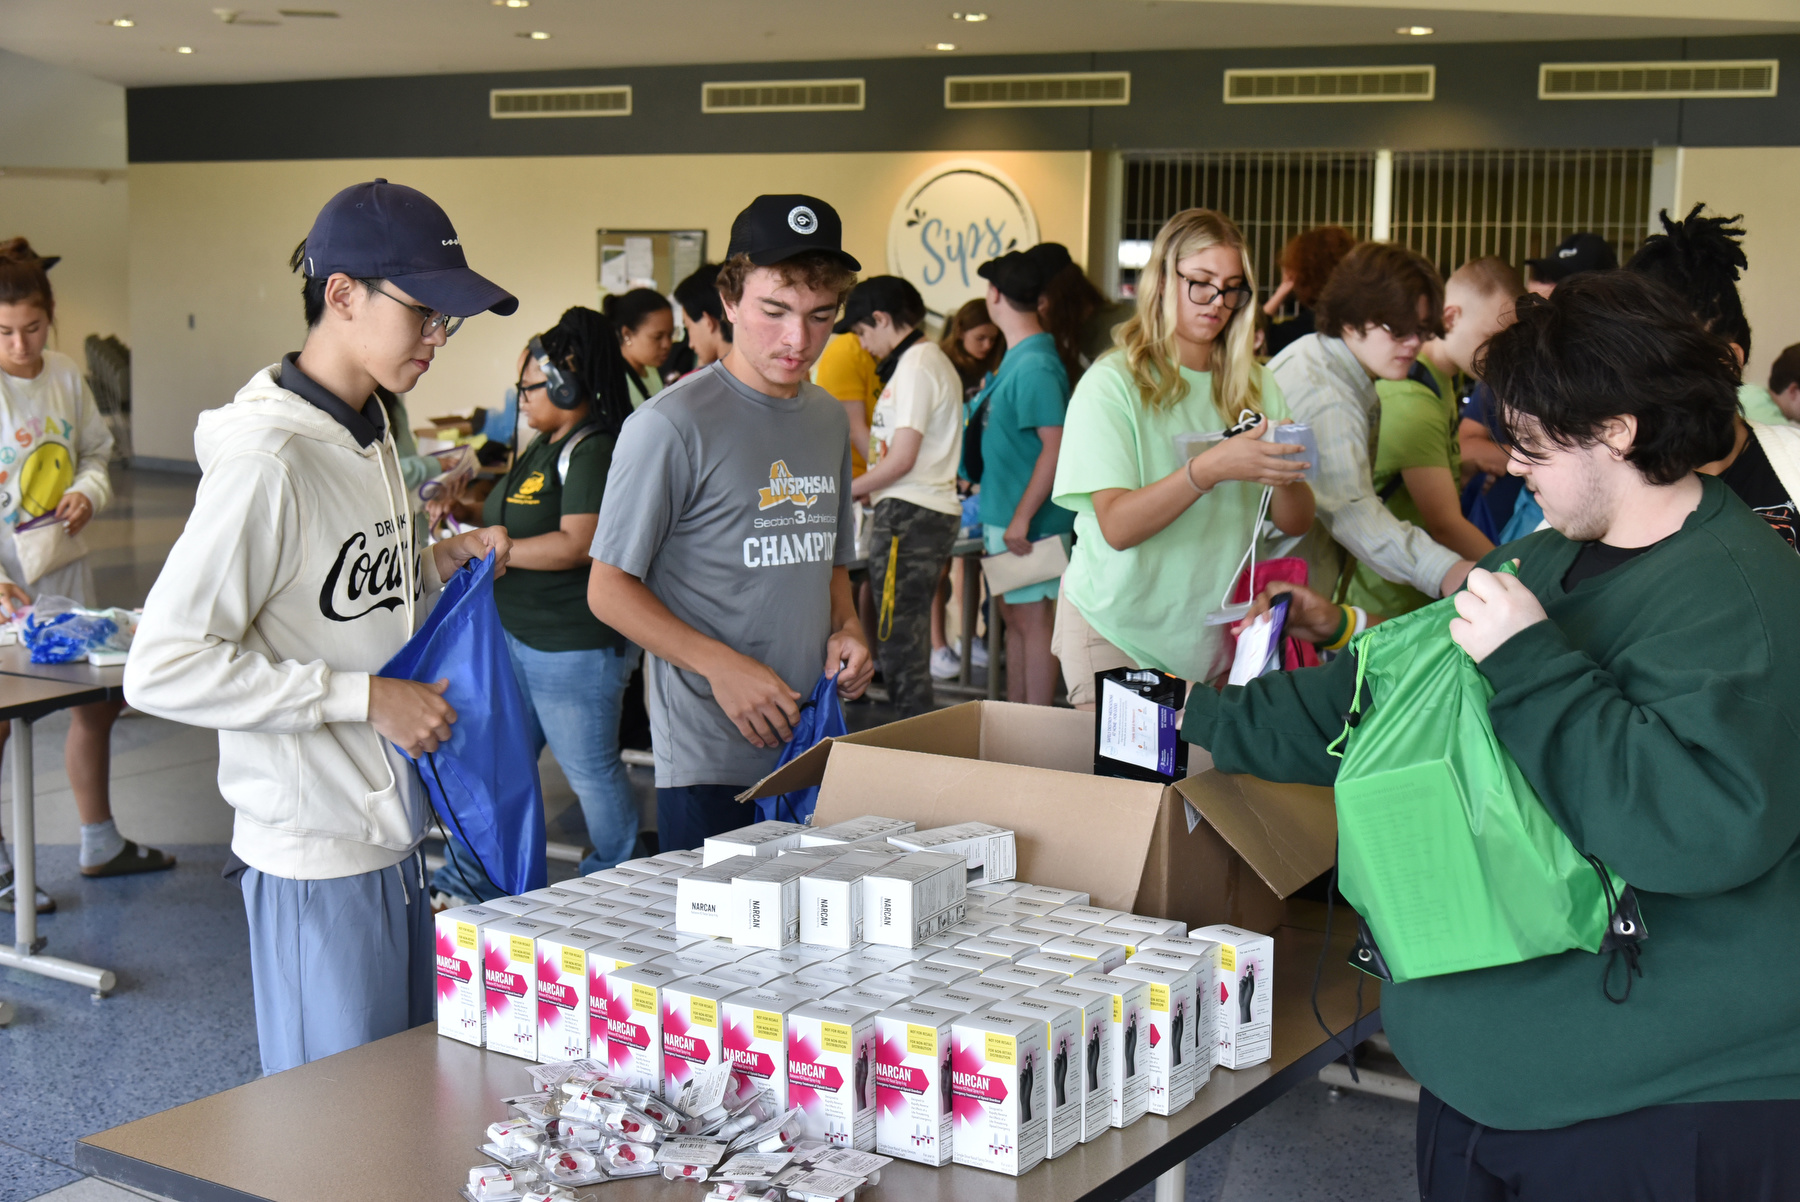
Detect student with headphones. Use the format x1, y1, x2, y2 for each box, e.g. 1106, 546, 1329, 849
432, 307, 641, 903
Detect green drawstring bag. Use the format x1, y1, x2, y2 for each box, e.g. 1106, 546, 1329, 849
1329, 572, 1645, 988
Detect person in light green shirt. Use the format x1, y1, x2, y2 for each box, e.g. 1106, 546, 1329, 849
604, 287, 673, 408
1736, 381, 1788, 426
1050, 209, 1313, 703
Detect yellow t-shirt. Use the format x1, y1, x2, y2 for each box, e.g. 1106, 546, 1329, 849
815, 333, 880, 475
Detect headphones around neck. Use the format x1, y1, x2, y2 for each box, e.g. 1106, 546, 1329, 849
527, 335, 581, 409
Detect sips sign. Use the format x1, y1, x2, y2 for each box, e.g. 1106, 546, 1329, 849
887, 160, 1039, 322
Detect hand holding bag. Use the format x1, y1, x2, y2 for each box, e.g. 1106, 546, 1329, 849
13, 511, 89, 586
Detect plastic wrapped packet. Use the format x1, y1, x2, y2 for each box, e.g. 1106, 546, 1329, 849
705, 1184, 772, 1202
542, 1117, 603, 1146
519, 1188, 584, 1202
727, 1106, 805, 1155
810, 1149, 889, 1187
559, 1082, 630, 1123
537, 1139, 606, 1186
655, 1135, 730, 1181
715, 1151, 794, 1184
22, 596, 121, 664
783, 1168, 866, 1202
466, 1163, 539, 1200
600, 1138, 662, 1177
596, 1101, 671, 1144
480, 1118, 549, 1165
617, 1089, 682, 1132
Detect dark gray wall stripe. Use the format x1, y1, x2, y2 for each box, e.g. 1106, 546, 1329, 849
126, 36, 1800, 163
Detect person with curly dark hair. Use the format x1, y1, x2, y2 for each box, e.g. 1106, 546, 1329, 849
1262, 225, 1356, 358
1191, 271, 1800, 1199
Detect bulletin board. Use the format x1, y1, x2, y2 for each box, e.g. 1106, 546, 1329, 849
596, 229, 708, 299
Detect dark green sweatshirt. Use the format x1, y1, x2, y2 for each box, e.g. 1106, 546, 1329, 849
1182, 475, 1800, 1130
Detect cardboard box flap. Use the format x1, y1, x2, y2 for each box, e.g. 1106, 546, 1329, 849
810, 743, 1164, 913
977, 702, 1095, 774
1173, 770, 1337, 900
739, 702, 990, 803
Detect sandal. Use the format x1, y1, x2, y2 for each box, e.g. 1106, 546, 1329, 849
0, 868, 54, 914
80, 840, 177, 878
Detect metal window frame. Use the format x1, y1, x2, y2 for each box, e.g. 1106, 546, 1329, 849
488, 85, 633, 119
700, 78, 866, 114
1222, 65, 1435, 105
1538, 59, 1779, 101
943, 71, 1132, 109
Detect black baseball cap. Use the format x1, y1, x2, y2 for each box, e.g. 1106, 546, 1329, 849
727, 194, 861, 272
299, 179, 518, 318
833, 275, 926, 334
978, 250, 1049, 308
1025, 241, 1074, 281
1525, 232, 1618, 284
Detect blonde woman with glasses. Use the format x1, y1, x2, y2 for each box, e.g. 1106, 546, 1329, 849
1050, 209, 1314, 706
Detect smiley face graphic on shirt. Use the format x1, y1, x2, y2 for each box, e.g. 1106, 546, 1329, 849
18, 442, 73, 518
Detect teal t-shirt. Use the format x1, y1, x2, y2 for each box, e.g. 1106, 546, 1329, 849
976, 333, 1075, 538
1054, 353, 1289, 683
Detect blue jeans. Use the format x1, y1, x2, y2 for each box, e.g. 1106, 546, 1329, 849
655, 784, 755, 854
433, 635, 641, 901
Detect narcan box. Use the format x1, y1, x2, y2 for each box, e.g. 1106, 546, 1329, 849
435, 903, 503, 1046
1110, 960, 1205, 1113
787, 1000, 879, 1149
721, 981, 815, 1111
535, 928, 611, 1063
1190, 925, 1272, 1069
663, 973, 738, 1102
873, 1001, 963, 1166
986, 995, 1083, 1158
703, 820, 807, 865
1070, 971, 1151, 1128
799, 815, 916, 847
799, 850, 896, 949
676, 855, 757, 938
888, 822, 1017, 885
1025, 981, 1114, 1144
733, 855, 813, 949
602, 961, 680, 1097
481, 915, 565, 1060
862, 852, 967, 948
948, 1010, 1048, 1176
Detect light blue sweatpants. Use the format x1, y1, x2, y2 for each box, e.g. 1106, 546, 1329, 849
240, 848, 434, 1076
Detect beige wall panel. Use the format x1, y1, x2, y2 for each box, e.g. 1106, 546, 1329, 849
128, 151, 1090, 461
0, 172, 130, 359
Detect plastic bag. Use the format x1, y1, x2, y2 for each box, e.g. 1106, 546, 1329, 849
1331, 574, 1642, 983
755, 672, 847, 825
380, 553, 547, 895
22, 595, 134, 663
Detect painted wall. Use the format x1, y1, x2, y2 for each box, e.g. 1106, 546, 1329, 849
126, 150, 1090, 461
1676, 147, 1800, 391
0, 48, 126, 170
0, 171, 132, 357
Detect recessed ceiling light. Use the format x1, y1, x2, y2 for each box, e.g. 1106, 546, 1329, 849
952, 11, 988, 20
103, 16, 136, 27
172, 45, 194, 53
1397, 25, 1434, 36
278, 8, 339, 16
934, 42, 957, 51
516, 29, 551, 39
493, 0, 529, 6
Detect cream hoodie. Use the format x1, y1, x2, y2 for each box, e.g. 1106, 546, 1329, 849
125, 365, 443, 879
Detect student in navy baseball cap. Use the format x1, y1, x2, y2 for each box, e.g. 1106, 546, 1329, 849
126, 178, 515, 1076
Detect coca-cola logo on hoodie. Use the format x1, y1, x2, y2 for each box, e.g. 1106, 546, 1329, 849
319, 518, 421, 622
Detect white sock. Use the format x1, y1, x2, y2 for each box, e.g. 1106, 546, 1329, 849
80, 819, 126, 868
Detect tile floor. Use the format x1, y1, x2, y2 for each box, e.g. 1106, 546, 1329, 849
2, 466, 1422, 1202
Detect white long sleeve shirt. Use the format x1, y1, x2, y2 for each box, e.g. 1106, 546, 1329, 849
1268, 333, 1461, 600
0, 350, 115, 586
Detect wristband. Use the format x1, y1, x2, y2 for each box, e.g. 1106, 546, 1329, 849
1184, 456, 1209, 496
1319, 606, 1355, 653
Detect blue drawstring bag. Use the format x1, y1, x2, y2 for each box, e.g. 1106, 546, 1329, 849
380, 552, 547, 895
755, 672, 848, 824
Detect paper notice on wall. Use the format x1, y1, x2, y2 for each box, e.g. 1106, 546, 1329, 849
624, 236, 655, 284
600, 247, 630, 294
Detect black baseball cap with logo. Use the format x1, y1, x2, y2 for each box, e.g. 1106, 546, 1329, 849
727, 194, 861, 271
299, 179, 518, 318
1525, 232, 1618, 284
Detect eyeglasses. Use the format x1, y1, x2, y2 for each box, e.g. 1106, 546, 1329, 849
371, 283, 464, 340
1178, 273, 1254, 311
516, 378, 548, 396
1377, 323, 1426, 346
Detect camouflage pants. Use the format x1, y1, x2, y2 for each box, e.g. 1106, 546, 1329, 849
869, 498, 960, 718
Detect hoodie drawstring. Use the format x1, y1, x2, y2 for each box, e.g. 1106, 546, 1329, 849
376, 428, 416, 633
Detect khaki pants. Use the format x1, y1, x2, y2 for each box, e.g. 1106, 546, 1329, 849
1051, 590, 1141, 708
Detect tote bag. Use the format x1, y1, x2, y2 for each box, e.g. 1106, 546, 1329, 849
755, 671, 848, 825
380, 553, 547, 896
1331, 576, 1642, 985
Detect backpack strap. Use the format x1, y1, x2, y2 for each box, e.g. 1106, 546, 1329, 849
557, 424, 599, 485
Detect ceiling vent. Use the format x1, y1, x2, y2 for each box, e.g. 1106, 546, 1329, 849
1223, 65, 1434, 104
1539, 60, 1777, 100
944, 72, 1130, 108
490, 86, 632, 119
701, 79, 865, 113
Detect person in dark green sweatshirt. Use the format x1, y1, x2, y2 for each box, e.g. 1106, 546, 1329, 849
1184, 272, 1800, 1200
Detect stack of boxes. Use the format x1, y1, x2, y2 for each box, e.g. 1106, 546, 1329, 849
432, 816, 1272, 1180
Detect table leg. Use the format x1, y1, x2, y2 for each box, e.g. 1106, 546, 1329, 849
0, 716, 117, 999
959, 555, 978, 687
1154, 1157, 1188, 1202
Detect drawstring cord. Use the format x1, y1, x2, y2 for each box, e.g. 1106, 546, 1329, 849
376, 427, 416, 632
1587, 853, 1644, 1004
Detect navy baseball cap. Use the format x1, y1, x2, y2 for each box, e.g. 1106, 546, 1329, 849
1525, 232, 1618, 284
299, 179, 518, 318
727, 194, 860, 272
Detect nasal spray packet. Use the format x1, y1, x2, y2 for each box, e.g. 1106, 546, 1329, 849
1094, 668, 1188, 784
787, 1000, 879, 1149
949, 1010, 1049, 1176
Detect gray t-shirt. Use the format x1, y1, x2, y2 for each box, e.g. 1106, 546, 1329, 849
591, 360, 856, 788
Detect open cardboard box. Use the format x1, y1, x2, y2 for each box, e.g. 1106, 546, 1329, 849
742, 700, 1337, 932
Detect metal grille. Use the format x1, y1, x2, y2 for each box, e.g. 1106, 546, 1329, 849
490, 86, 631, 118
1389, 149, 1654, 272
1540, 60, 1777, 100
1119, 148, 1652, 298
945, 72, 1130, 108
1223, 66, 1434, 105
701, 79, 864, 113
1121, 151, 1377, 294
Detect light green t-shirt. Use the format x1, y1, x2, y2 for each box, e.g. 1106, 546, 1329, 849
1052, 353, 1289, 684
1739, 382, 1789, 426
629, 365, 663, 409
1347, 369, 1462, 619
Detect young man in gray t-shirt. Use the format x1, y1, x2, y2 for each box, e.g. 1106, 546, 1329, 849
589, 194, 873, 850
